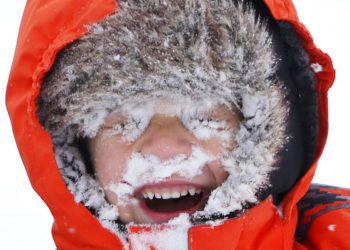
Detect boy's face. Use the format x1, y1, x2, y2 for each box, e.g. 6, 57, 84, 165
88, 104, 240, 224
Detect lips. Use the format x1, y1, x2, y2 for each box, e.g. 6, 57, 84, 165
134, 181, 210, 223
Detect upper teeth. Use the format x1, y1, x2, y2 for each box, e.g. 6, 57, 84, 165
141, 187, 202, 200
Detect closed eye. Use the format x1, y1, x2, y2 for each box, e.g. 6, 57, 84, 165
102, 122, 125, 130
192, 118, 228, 128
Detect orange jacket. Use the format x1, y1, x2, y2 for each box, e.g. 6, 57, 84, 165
6, 0, 350, 249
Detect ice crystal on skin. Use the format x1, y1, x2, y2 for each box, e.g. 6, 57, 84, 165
182, 117, 233, 147
52, 88, 287, 236
129, 213, 192, 250
112, 101, 154, 142
53, 88, 287, 235
106, 97, 234, 144
123, 146, 215, 187
107, 146, 216, 207
107, 182, 138, 207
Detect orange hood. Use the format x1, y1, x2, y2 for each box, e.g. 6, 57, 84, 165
6, 0, 335, 249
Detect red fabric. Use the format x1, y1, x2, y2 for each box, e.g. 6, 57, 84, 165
6, 0, 341, 249
299, 186, 350, 227
302, 209, 350, 249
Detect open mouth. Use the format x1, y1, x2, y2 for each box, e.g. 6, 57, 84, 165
135, 182, 209, 223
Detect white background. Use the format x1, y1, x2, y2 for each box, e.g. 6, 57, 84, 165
0, 1, 349, 249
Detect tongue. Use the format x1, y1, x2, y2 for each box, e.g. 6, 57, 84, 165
145, 193, 203, 213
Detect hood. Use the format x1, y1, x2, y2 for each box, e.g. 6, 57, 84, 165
6, 0, 335, 249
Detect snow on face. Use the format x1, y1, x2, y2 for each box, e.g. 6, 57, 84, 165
103, 98, 236, 194
88, 97, 239, 224
107, 97, 235, 146
108, 145, 216, 206
87, 89, 287, 228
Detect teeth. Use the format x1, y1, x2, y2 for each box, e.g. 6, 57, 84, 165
161, 192, 171, 199
147, 192, 154, 200
142, 187, 202, 199
189, 188, 196, 196
171, 191, 181, 198
181, 189, 188, 196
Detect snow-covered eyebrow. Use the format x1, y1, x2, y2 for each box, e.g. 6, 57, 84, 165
101, 114, 127, 128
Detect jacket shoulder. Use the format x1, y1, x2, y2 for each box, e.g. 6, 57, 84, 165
296, 183, 350, 249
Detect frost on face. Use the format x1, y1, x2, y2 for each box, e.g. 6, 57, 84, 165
121, 146, 215, 188
108, 145, 216, 207
109, 102, 155, 142
195, 90, 287, 217
105, 98, 234, 146
82, 86, 286, 225
53, 86, 287, 244
182, 117, 234, 148
98, 97, 236, 200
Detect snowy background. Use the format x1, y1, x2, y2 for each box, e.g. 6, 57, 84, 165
0, 1, 349, 249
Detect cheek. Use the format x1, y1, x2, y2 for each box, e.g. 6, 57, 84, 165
199, 138, 223, 156
199, 135, 235, 157
207, 160, 229, 185
92, 139, 131, 188
198, 138, 233, 186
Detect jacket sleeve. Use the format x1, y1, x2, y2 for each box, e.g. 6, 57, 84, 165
295, 184, 350, 249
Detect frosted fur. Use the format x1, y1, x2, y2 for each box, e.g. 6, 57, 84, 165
37, 0, 289, 242
200, 90, 287, 215
38, 0, 280, 138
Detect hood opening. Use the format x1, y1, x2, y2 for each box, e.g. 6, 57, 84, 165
35, 0, 317, 243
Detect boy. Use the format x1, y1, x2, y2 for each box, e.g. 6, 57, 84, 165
7, 0, 350, 249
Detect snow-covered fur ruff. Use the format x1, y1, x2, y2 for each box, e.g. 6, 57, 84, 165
38, 0, 289, 236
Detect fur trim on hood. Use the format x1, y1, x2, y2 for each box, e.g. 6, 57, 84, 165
37, 0, 316, 237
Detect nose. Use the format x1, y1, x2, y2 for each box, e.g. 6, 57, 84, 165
138, 116, 194, 161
